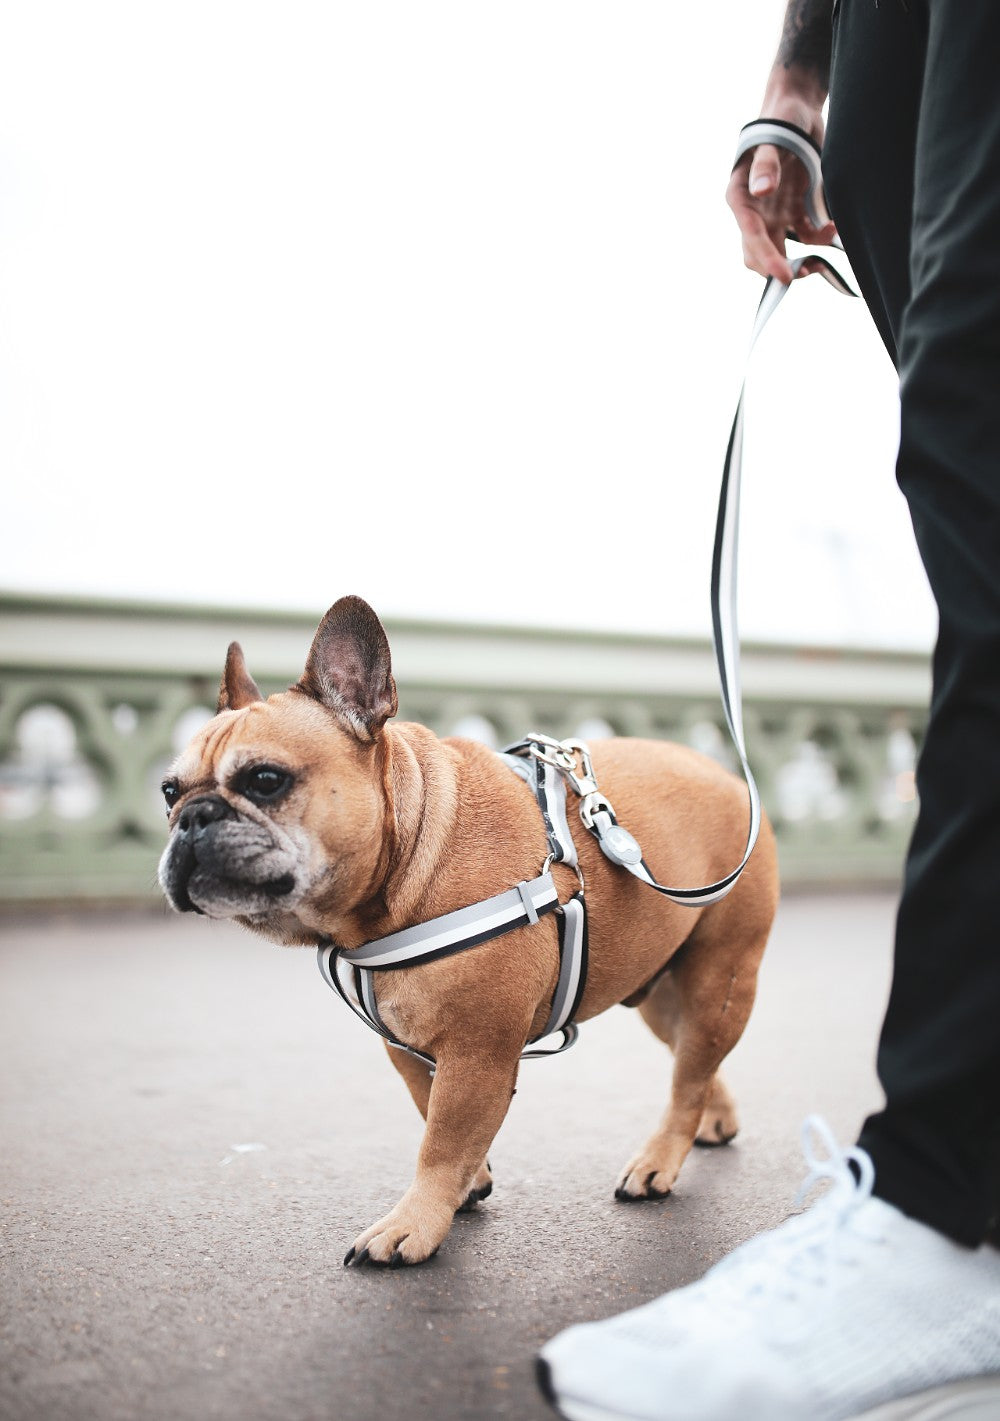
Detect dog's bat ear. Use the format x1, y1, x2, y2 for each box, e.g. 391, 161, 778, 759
218, 642, 264, 712
297, 595, 398, 739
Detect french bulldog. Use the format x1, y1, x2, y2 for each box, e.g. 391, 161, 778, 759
159, 595, 779, 1266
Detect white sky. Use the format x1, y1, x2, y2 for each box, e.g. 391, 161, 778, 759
0, 1, 935, 650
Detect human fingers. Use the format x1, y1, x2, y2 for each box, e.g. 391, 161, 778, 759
739, 206, 795, 284
792, 217, 840, 249
726, 165, 794, 284
747, 143, 782, 199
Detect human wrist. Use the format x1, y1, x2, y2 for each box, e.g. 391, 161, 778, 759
759, 66, 828, 136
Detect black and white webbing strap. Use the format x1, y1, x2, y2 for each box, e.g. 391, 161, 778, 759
498, 749, 580, 868
715, 119, 854, 886
501, 123, 855, 909
503, 732, 751, 910
680, 119, 854, 901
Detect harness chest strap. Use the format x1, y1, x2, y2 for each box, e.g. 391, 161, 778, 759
317, 855, 590, 1067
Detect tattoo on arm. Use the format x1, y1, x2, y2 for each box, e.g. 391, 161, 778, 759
778, 0, 833, 87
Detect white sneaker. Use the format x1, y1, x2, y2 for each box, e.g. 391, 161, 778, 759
538, 1117, 1000, 1421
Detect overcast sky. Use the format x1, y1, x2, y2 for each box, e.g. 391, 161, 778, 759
0, 2, 935, 650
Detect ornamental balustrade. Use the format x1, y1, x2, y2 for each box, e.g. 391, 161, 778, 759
0, 594, 929, 903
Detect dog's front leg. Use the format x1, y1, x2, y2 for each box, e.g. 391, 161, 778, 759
384, 1044, 494, 1211
345, 1046, 520, 1267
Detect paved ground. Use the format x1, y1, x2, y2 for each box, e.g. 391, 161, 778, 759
1, 890, 898, 1421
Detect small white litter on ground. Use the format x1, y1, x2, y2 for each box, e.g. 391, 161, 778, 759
219, 1142, 268, 1166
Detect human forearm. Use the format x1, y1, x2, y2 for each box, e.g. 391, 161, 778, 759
762, 0, 833, 114
725, 0, 836, 282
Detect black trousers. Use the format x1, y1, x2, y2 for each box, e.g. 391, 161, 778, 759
822, 0, 1000, 1247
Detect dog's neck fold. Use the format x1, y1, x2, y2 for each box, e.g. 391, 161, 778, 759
376, 723, 460, 926
310, 722, 459, 950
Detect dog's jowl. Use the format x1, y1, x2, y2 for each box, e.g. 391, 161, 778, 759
160, 595, 779, 1266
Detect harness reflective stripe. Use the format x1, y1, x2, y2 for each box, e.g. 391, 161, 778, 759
533, 892, 587, 1045
498, 751, 579, 868
329, 871, 560, 970
318, 941, 439, 1067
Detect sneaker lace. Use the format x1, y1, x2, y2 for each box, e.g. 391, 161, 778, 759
697, 1116, 884, 1339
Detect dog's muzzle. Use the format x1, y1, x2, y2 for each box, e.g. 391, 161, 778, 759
160, 795, 296, 915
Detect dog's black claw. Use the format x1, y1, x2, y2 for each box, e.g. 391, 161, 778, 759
343, 1246, 356, 1267
457, 1178, 494, 1214
694, 1127, 737, 1149
614, 1184, 671, 1203
389, 1249, 406, 1269
642, 1171, 671, 1200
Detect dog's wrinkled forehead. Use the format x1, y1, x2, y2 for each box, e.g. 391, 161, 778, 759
170, 693, 341, 788
171, 705, 263, 785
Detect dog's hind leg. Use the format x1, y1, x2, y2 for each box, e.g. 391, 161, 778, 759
634, 968, 741, 1147
384, 1042, 493, 1211
614, 911, 767, 1201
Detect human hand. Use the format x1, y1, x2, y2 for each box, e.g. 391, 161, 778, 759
726, 104, 838, 285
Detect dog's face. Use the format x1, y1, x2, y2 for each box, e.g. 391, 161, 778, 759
158, 596, 398, 942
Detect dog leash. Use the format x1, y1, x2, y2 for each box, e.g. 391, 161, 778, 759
317, 120, 855, 1061
510, 123, 855, 906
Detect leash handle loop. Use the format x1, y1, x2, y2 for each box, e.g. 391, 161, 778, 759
733, 117, 842, 248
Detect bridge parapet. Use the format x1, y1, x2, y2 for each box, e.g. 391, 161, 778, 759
0, 594, 929, 902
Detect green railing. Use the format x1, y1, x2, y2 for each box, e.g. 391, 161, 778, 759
0, 593, 930, 903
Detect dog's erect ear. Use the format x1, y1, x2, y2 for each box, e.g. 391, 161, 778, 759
297, 595, 398, 739
217, 642, 265, 713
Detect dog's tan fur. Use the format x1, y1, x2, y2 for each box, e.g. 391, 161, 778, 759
160, 596, 779, 1266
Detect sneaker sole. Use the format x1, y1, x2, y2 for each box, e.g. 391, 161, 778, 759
857, 1378, 1000, 1420
537, 1359, 1000, 1421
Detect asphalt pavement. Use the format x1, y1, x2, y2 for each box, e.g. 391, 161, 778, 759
1, 890, 897, 1421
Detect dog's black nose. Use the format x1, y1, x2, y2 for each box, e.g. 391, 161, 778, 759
177, 795, 235, 839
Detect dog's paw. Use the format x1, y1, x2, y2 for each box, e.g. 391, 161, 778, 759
614, 1138, 688, 1202
694, 1079, 740, 1148
344, 1192, 455, 1268
614, 1163, 675, 1202
694, 1113, 738, 1148
456, 1160, 493, 1214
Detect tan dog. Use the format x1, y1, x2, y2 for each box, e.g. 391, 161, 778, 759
159, 595, 779, 1267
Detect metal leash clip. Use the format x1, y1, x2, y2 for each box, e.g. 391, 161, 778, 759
522, 733, 602, 801
525, 734, 643, 868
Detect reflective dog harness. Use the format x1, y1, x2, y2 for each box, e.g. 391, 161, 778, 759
317, 118, 855, 1069
318, 746, 589, 1067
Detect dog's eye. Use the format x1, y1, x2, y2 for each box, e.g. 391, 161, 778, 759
240, 765, 292, 803
161, 780, 180, 816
